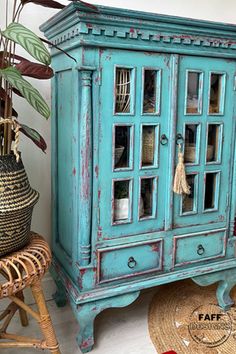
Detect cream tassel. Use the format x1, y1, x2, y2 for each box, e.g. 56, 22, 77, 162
173, 143, 191, 195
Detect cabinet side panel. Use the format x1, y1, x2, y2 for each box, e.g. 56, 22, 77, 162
55, 69, 74, 257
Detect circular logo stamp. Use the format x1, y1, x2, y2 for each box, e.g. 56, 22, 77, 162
188, 303, 232, 348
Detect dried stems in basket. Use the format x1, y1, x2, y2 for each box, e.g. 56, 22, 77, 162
115, 68, 131, 113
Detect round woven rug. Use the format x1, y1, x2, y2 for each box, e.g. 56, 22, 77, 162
148, 279, 236, 354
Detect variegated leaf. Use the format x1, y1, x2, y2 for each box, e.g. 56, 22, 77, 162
0, 67, 50, 119
2, 23, 51, 65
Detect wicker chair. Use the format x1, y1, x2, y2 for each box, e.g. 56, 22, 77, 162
0, 232, 61, 354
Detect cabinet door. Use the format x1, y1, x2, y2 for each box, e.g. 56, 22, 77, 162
173, 56, 235, 228
98, 50, 171, 239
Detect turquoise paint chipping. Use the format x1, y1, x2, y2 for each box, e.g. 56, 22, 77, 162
41, 3, 236, 352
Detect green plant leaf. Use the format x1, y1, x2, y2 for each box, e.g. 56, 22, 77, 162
2, 23, 51, 65
0, 67, 50, 119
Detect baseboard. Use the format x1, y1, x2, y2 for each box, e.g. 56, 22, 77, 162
0, 273, 56, 312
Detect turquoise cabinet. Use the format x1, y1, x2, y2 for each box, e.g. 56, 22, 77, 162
41, 4, 236, 352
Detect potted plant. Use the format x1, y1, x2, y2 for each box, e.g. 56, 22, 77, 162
0, 0, 69, 256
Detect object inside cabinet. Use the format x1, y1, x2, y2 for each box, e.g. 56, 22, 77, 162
142, 126, 155, 167
113, 180, 130, 221
114, 126, 130, 168
184, 125, 198, 163
204, 173, 217, 210
143, 70, 157, 113
207, 125, 220, 162
182, 175, 195, 213
209, 74, 223, 114
186, 72, 201, 114
140, 178, 154, 218
115, 68, 131, 113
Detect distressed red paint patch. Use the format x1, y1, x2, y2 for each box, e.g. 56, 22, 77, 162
162, 351, 177, 354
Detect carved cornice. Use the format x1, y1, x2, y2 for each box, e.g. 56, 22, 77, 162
41, 3, 236, 56
51, 22, 236, 50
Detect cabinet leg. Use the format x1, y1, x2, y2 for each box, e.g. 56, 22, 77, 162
192, 268, 236, 311
53, 286, 67, 308
71, 291, 140, 353
50, 267, 67, 308
216, 280, 234, 311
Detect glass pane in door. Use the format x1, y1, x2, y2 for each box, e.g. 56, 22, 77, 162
184, 124, 200, 164
115, 68, 132, 113
113, 179, 131, 223
182, 174, 197, 214
186, 71, 202, 114
141, 125, 158, 167
206, 124, 222, 163
204, 172, 219, 211
114, 125, 132, 169
139, 177, 156, 219
208, 73, 225, 114
142, 69, 161, 114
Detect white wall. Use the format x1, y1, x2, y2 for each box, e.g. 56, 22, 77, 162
2, 0, 236, 243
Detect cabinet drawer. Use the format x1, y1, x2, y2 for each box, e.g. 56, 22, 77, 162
173, 230, 227, 267
97, 240, 163, 283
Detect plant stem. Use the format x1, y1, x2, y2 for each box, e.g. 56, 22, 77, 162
6, 0, 8, 29
13, 2, 23, 22
1, 0, 21, 155
12, 0, 17, 22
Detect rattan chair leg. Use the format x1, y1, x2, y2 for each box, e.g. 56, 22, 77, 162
17, 291, 29, 327
31, 280, 61, 354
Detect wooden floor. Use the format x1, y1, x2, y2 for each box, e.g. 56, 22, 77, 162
0, 277, 157, 354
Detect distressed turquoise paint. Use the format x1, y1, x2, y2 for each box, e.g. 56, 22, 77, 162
173, 229, 226, 267
192, 268, 236, 310
174, 56, 235, 229
56, 69, 74, 257
98, 50, 170, 238
41, 3, 236, 352
71, 291, 140, 352
98, 239, 163, 283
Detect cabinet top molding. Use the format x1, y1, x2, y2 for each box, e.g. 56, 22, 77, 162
41, 3, 236, 58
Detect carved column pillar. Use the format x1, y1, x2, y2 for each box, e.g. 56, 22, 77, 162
78, 68, 94, 266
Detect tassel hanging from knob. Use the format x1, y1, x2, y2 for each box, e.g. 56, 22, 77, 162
173, 143, 191, 195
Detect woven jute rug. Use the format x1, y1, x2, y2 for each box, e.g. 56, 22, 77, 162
148, 279, 236, 354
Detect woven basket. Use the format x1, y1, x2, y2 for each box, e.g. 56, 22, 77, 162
0, 154, 39, 257
185, 144, 214, 163
182, 196, 193, 212
142, 128, 155, 164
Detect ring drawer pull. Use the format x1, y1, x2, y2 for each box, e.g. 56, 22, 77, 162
160, 134, 168, 145
176, 133, 184, 145
197, 244, 205, 256
128, 256, 137, 269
